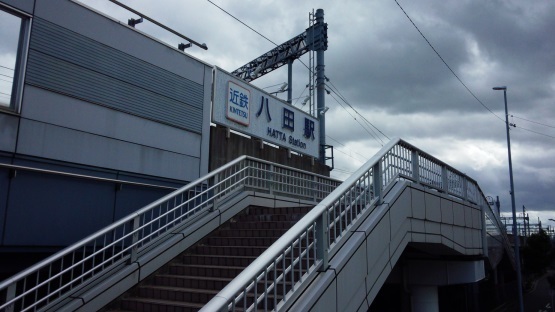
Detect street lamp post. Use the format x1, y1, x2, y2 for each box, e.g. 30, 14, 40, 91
493, 86, 524, 312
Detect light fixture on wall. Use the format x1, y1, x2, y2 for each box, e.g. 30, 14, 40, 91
178, 43, 192, 51
128, 17, 143, 27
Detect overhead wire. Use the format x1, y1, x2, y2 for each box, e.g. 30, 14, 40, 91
206, 0, 390, 153
327, 87, 384, 145
328, 92, 384, 146
394, 0, 555, 141
326, 79, 390, 141
393, 0, 505, 124
514, 126, 555, 140
326, 135, 369, 161
0, 65, 14, 71
205, 0, 278, 46
511, 115, 555, 129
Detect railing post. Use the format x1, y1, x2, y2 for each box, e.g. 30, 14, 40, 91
312, 175, 317, 202
373, 162, 382, 204
269, 164, 274, 194
316, 210, 329, 271
462, 175, 468, 201
211, 175, 219, 212
441, 166, 448, 193
411, 150, 419, 183
5, 283, 15, 312
129, 215, 140, 263
482, 207, 488, 257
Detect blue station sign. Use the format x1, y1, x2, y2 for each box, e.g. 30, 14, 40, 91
212, 67, 319, 158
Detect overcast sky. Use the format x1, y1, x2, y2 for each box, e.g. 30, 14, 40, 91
83, 0, 555, 228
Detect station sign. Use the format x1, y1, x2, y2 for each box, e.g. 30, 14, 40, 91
212, 67, 319, 158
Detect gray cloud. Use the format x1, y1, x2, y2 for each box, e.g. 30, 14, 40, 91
83, 0, 555, 223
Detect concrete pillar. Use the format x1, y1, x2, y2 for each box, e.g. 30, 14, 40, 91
410, 285, 439, 312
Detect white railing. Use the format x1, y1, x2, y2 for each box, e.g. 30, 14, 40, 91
0, 156, 340, 312
201, 138, 511, 312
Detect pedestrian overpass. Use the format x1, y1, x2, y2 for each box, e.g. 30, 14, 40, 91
0, 138, 514, 312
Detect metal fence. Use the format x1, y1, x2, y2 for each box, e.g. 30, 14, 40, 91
0, 156, 340, 312
201, 138, 511, 312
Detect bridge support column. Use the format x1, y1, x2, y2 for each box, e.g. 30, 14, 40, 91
410, 285, 438, 312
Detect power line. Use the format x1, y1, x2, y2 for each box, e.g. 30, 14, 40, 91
206, 0, 278, 46
0, 73, 13, 79
327, 135, 369, 161
511, 115, 555, 129
328, 92, 384, 146
333, 167, 355, 175
393, 0, 505, 124
326, 79, 390, 141
514, 125, 555, 140
205, 1, 389, 153
326, 87, 385, 145
0, 65, 14, 71
205, 0, 319, 108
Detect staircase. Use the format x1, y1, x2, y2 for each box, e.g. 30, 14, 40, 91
104, 206, 311, 312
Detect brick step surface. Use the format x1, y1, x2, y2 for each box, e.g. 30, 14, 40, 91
229, 221, 294, 230
205, 236, 278, 247
216, 228, 288, 237
166, 263, 245, 278
137, 285, 218, 304
177, 254, 258, 267
190, 245, 269, 257
119, 297, 204, 312
105, 205, 311, 312
151, 274, 232, 290
245, 206, 311, 215
238, 214, 305, 222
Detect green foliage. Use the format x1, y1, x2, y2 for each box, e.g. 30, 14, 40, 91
522, 230, 553, 274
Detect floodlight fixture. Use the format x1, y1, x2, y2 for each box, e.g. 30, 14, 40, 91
319, 106, 329, 115
128, 17, 143, 27
301, 96, 310, 106
178, 43, 192, 51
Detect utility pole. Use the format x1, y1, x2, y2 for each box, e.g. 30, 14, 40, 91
493, 86, 524, 312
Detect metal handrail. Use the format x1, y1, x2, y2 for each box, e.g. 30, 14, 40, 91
201, 138, 512, 312
0, 155, 340, 312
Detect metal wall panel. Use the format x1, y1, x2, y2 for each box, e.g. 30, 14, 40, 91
26, 17, 204, 133
3, 169, 116, 246
17, 119, 200, 181
22, 85, 201, 157
0, 155, 11, 244
0, 0, 34, 14
33, 0, 208, 84
0, 113, 18, 153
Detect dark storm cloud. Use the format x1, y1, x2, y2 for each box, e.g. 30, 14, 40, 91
79, 0, 555, 220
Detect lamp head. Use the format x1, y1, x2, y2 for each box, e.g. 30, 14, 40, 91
493, 86, 507, 91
